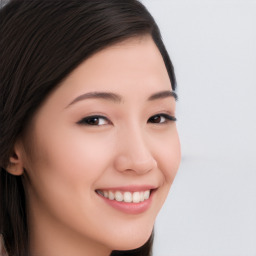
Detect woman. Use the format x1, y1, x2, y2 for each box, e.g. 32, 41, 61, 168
0, 1, 181, 255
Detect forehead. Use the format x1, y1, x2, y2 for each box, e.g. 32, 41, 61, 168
40, 35, 172, 114
60, 36, 170, 93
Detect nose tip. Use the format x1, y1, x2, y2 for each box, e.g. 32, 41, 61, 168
114, 145, 157, 175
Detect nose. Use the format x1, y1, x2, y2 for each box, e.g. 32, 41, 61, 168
114, 127, 157, 175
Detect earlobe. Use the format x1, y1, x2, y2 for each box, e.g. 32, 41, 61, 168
6, 143, 25, 176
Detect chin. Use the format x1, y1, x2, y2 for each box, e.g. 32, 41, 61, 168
110, 227, 153, 251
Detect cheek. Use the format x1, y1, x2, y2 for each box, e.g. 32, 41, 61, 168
155, 130, 181, 183
24, 125, 114, 204
39, 132, 112, 185
23, 127, 116, 228
151, 130, 180, 211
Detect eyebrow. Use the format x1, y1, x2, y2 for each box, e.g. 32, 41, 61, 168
148, 90, 178, 101
67, 90, 177, 107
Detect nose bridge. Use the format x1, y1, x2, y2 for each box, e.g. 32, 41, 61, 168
114, 122, 157, 174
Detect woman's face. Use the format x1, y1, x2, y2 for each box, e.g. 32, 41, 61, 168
20, 36, 181, 255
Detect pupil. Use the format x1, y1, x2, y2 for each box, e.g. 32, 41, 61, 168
152, 116, 160, 123
88, 117, 99, 125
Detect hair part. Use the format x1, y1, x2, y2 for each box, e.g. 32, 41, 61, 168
0, 1, 176, 255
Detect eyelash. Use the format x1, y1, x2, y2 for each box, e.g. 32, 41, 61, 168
148, 114, 177, 124
77, 115, 110, 126
77, 114, 176, 126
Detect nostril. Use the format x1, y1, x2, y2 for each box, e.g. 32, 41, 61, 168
113, 144, 157, 174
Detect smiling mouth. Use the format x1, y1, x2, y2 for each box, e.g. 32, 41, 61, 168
95, 189, 152, 203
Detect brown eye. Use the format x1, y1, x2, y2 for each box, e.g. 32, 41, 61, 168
149, 115, 162, 123
86, 117, 101, 125
77, 116, 109, 126
148, 114, 176, 124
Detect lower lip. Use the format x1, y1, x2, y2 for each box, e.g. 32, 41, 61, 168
97, 190, 155, 214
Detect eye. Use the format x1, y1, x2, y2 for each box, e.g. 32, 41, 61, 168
148, 114, 176, 124
77, 115, 110, 126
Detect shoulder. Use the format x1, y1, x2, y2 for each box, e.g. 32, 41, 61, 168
0, 235, 8, 256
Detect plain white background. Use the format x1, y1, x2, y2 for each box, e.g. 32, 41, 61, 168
141, 1, 256, 255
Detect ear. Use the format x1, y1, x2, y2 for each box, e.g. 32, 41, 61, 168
6, 141, 25, 176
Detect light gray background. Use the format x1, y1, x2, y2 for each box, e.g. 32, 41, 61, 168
141, 0, 256, 255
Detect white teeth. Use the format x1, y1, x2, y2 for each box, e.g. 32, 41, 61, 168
144, 190, 150, 200
103, 191, 108, 198
140, 192, 145, 202
108, 191, 115, 200
97, 189, 151, 203
123, 192, 132, 203
115, 191, 123, 202
132, 192, 141, 203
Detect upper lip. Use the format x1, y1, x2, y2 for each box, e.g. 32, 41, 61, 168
96, 185, 158, 192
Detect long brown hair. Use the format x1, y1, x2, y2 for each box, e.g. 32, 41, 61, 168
0, 1, 176, 255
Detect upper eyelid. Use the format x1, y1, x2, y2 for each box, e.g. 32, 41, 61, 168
149, 111, 176, 118
148, 113, 177, 121
77, 115, 110, 125
78, 114, 110, 120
